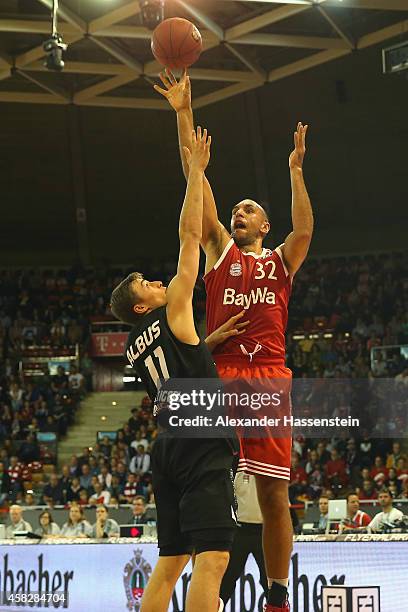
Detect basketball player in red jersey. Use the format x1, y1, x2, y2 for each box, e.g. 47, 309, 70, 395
155, 70, 313, 612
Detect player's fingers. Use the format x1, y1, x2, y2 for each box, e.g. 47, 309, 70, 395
165, 68, 176, 83
181, 68, 187, 82
303, 125, 309, 144
294, 131, 298, 148
197, 125, 202, 141
229, 310, 246, 322
191, 129, 197, 145
222, 330, 240, 339
203, 128, 207, 143
153, 85, 169, 97
159, 72, 172, 89
236, 321, 250, 329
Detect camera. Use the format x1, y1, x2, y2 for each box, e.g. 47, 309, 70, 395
43, 35, 68, 71
139, 0, 165, 30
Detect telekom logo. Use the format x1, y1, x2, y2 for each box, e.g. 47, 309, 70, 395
96, 335, 109, 353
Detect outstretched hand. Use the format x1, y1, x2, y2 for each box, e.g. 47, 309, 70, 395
289, 122, 308, 171
183, 126, 211, 172
153, 68, 191, 112
205, 311, 249, 353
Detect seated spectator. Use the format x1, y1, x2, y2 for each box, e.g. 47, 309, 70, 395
130, 496, 148, 525
400, 480, 408, 499
78, 490, 89, 506
290, 452, 307, 497
129, 445, 151, 476
79, 464, 92, 490
358, 479, 378, 500
130, 430, 149, 454
52, 365, 68, 391
307, 464, 324, 500
77, 447, 91, 470
59, 465, 72, 504
88, 456, 99, 477
305, 449, 320, 475
0, 461, 11, 506
98, 464, 112, 489
316, 441, 330, 466
5, 504, 33, 537
68, 455, 80, 478
18, 433, 40, 463
66, 477, 82, 503
325, 449, 348, 489
128, 408, 141, 433
60, 504, 92, 537
87, 475, 99, 497
24, 492, 37, 506
114, 461, 128, 486
99, 436, 112, 459
396, 457, 408, 484
353, 466, 371, 490
386, 442, 404, 469
341, 493, 371, 529
388, 482, 399, 498
42, 473, 64, 506
368, 489, 404, 532
107, 475, 123, 500
91, 505, 120, 538
35, 510, 61, 538
345, 439, 360, 475
370, 456, 388, 487
121, 473, 146, 504
89, 481, 111, 506
317, 496, 329, 531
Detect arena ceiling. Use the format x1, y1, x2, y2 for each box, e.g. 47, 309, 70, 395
0, 0, 407, 109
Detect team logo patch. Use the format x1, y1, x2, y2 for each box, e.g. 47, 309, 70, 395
230, 262, 242, 277
123, 549, 152, 611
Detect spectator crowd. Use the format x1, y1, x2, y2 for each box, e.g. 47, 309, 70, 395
0, 250, 407, 530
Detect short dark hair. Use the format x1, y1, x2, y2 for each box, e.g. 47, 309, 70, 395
110, 272, 143, 325
346, 492, 359, 502
133, 496, 146, 506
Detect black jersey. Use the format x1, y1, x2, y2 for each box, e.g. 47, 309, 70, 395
125, 305, 217, 403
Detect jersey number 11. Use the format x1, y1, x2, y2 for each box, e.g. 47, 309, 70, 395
144, 346, 170, 389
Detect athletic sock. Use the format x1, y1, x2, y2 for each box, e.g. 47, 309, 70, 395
267, 582, 288, 606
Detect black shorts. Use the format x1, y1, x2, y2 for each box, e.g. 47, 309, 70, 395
152, 435, 238, 556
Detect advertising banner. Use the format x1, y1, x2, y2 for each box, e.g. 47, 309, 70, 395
90, 333, 128, 357
0, 541, 405, 612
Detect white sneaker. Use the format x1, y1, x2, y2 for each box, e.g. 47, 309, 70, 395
218, 598, 224, 612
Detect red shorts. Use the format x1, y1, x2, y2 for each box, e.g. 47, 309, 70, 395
216, 359, 292, 480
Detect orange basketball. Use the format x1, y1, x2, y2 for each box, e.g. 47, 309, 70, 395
151, 18, 202, 70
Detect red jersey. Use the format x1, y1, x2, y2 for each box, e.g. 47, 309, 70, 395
204, 239, 291, 365
349, 510, 371, 527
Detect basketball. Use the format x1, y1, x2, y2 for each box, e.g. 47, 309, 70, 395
151, 18, 202, 70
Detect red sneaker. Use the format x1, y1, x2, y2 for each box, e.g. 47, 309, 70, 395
264, 601, 290, 612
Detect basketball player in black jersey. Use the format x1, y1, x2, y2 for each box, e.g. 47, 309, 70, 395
110, 128, 239, 612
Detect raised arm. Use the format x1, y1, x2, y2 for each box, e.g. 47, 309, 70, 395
281, 122, 314, 276
154, 70, 229, 264
165, 127, 211, 344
